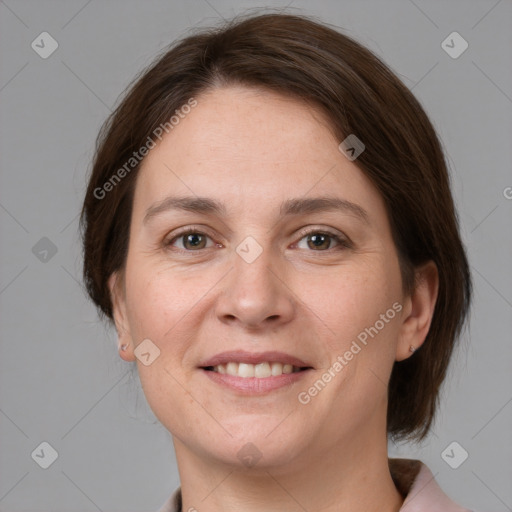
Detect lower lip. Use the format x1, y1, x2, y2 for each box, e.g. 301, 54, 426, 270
201, 368, 311, 394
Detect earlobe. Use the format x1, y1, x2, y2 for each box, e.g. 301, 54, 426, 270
396, 261, 439, 361
107, 272, 135, 362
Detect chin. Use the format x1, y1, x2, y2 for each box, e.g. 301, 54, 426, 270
217, 420, 310, 468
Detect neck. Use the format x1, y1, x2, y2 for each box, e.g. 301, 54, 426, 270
173, 432, 403, 512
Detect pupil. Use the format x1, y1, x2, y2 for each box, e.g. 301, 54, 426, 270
186, 234, 203, 247
310, 234, 328, 249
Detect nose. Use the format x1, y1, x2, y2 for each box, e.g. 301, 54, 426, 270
214, 245, 296, 330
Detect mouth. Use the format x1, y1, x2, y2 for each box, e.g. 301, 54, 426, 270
202, 361, 310, 378
198, 351, 313, 393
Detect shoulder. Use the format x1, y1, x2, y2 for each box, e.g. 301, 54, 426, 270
390, 458, 474, 511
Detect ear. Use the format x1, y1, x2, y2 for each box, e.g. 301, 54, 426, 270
108, 271, 135, 362
396, 261, 439, 361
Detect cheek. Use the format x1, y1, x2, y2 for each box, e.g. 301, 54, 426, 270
309, 268, 402, 421
301, 258, 401, 354
124, 259, 209, 341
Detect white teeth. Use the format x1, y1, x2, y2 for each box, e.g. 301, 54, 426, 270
211, 361, 303, 378
226, 362, 239, 376
254, 362, 271, 378
271, 362, 283, 376
282, 364, 293, 374
238, 363, 255, 378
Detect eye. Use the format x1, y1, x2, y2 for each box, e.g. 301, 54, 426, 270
295, 229, 350, 251
165, 230, 216, 251
164, 227, 350, 253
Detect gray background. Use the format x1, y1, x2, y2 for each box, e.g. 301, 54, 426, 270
0, 0, 511, 511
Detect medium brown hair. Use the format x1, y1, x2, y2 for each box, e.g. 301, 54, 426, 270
80, 13, 471, 441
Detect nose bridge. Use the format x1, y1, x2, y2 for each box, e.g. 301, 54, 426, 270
216, 236, 295, 328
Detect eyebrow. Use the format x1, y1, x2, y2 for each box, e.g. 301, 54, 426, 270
143, 195, 369, 224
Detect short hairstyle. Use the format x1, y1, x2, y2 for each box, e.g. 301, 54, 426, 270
80, 13, 472, 441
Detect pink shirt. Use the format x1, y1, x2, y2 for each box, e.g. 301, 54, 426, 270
157, 458, 473, 511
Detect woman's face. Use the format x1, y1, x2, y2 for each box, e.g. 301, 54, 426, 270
111, 85, 413, 469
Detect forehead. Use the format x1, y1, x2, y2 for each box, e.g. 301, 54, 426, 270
133, 85, 384, 220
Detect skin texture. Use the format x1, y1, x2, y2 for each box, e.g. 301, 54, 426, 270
109, 85, 438, 512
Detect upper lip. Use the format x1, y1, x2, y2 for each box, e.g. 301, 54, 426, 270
199, 350, 313, 369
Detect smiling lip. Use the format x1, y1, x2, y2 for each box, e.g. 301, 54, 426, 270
202, 369, 311, 393
199, 350, 313, 394
198, 350, 312, 368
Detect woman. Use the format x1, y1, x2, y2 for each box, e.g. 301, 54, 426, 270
81, 13, 473, 512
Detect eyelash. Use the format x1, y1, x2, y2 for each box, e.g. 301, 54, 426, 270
164, 226, 352, 253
